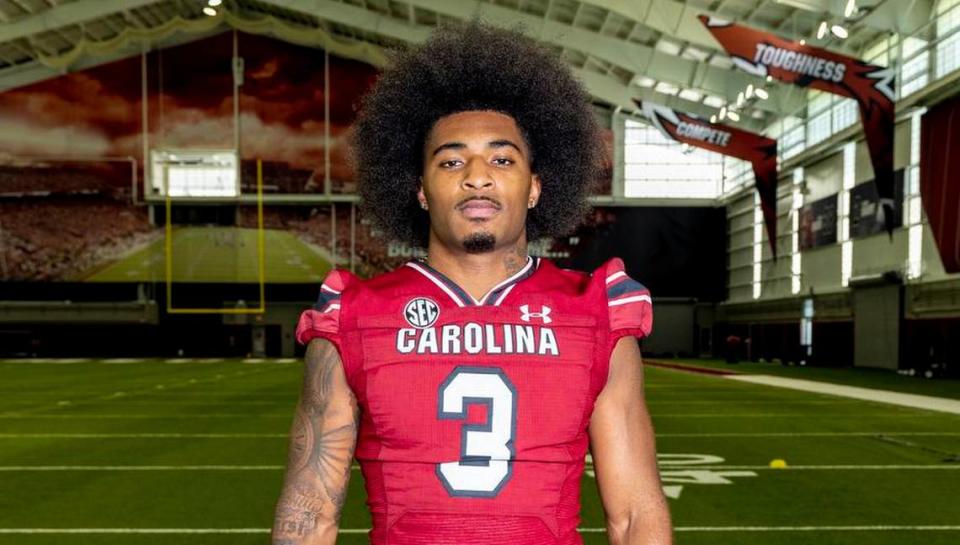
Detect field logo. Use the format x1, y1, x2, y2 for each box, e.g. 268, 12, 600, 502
586, 453, 757, 500
404, 298, 440, 328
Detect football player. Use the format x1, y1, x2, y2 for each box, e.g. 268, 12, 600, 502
273, 22, 673, 545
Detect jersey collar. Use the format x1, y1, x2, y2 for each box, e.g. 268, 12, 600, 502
405, 256, 540, 307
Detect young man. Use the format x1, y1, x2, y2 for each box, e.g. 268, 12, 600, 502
273, 23, 673, 545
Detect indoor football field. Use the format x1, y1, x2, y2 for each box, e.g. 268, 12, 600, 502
0, 358, 956, 545
82, 227, 333, 284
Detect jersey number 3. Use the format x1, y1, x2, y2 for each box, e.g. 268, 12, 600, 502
436, 366, 516, 497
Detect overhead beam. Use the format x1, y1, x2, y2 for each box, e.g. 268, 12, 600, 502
0, 25, 229, 92
581, 0, 793, 52
576, 68, 763, 131
397, 0, 800, 116
259, 0, 764, 129
855, 0, 935, 36
0, 0, 161, 45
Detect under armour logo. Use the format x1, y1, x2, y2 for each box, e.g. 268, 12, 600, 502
520, 304, 552, 324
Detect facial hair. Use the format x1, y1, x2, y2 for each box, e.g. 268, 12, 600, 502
462, 232, 496, 253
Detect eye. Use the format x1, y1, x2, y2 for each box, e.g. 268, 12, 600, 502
492, 157, 514, 166
439, 159, 462, 169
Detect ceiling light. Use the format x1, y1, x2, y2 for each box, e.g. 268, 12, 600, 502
202, 6, 217, 16
817, 21, 829, 40
844, 0, 857, 18
719, 106, 727, 120
831, 25, 849, 39
746, 84, 754, 99
799, 39, 807, 46
727, 111, 741, 122
766, 75, 774, 82
710, 115, 717, 123
737, 92, 745, 106
754, 88, 770, 100
208, 0, 223, 6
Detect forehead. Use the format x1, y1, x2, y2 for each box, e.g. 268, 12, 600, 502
426, 110, 526, 148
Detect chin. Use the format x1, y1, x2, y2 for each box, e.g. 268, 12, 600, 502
461, 231, 497, 253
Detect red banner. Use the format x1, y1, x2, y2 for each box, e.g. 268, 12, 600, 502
635, 100, 779, 257
920, 94, 960, 273
700, 15, 897, 236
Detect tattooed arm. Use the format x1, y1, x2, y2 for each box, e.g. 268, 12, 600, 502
272, 338, 359, 545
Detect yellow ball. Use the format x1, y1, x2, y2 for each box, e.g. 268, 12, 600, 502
769, 459, 788, 469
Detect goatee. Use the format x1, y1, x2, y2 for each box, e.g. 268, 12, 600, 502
462, 232, 496, 253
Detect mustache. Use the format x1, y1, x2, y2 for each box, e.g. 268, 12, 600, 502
456, 196, 502, 210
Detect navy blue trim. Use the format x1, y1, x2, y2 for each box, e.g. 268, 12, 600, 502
606, 278, 646, 299
413, 257, 539, 306
414, 260, 475, 306
312, 291, 341, 311
481, 257, 538, 305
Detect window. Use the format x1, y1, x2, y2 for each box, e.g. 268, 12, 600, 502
907, 109, 926, 279
791, 168, 804, 294
902, 37, 930, 97
722, 156, 752, 195
752, 191, 763, 300
623, 119, 723, 199
151, 149, 239, 197
779, 117, 806, 160
937, 0, 960, 77
840, 143, 855, 287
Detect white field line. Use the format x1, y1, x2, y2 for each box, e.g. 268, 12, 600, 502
727, 375, 960, 415
648, 413, 940, 418
646, 400, 860, 404
0, 414, 290, 419
0, 465, 287, 471
2, 464, 957, 472
657, 431, 960, 437
0, 526, 957, 534
0, 433, 287, 439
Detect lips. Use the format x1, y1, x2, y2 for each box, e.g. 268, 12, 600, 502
458, 199, 501, 220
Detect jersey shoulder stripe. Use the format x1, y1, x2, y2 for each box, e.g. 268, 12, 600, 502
296, 269, 358, 345
596, 257, 653, 339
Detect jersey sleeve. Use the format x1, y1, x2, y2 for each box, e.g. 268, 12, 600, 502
601, 257, 653, 341
295, 269, 351, 346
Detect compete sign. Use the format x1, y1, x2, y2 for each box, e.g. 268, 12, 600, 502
636, 100, 779, 257
700, 15, 897, 236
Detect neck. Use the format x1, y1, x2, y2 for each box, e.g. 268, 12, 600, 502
425, 235, 529, 302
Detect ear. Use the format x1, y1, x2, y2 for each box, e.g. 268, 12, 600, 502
417, 178, 428, 210
528, 174, 542, 208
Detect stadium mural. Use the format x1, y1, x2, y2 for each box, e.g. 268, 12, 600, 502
0, 31, 614, 283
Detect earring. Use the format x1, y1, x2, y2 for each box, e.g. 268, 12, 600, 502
528, 201, 536, 209
420, 201, 428, 210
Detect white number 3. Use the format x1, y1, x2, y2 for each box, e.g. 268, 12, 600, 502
436, 367, 516, 497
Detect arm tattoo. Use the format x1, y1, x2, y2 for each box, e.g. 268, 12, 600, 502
272, 340, 360, 544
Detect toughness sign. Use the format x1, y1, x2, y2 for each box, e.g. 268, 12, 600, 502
636, 100, 779, 257
700, 15, 897, 236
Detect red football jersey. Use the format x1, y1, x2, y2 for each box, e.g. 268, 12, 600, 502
296, 256, 652, 544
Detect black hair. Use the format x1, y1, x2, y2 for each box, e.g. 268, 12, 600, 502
352, 22, 602, 247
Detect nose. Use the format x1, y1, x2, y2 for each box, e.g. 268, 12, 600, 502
461, 158, 494, 191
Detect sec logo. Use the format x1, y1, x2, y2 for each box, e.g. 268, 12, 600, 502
404, 297, 440, 328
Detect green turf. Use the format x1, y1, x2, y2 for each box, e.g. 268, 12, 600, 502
657, 358, 960, 400
0, 358, 958, 545
81, 227, 332, 283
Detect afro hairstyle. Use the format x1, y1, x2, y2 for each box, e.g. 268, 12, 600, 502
351, 22, 603, 247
